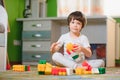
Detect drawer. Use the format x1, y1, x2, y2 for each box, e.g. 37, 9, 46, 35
22, 51, 51, 62
22, 31, 51, 40
23, 20, 51, 31
23, 41, 50, 52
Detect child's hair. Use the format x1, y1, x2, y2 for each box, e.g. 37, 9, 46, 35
67, 11, 87, 28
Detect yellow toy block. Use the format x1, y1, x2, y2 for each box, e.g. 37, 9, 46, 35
38, 64, 46, 71
66, 43, 73, 51
75, 67, 85, 75
46, 62, 52, 68
84, 71, 92, 74
45, 67, 52, 75
12, 65, 25, 72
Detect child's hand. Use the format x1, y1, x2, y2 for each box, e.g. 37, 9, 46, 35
73, 44, 82, 53
50, 42, 61, 53
73, 44, 92, 57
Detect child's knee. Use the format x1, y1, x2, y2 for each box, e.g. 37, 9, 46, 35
52, 52, 62, 61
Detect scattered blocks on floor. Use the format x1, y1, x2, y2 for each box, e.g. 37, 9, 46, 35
37, 60, 106, 75
12, 59, 105, 76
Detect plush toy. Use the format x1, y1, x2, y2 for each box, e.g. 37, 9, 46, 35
66, 43, 85, 62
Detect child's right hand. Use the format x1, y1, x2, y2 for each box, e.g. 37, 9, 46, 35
50, 42, 61, 53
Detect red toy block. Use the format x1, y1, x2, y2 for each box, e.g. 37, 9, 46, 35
82, 61, 92, 71
52, 68, 59, 75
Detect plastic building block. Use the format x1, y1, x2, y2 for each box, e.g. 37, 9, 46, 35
82, 60, 92, 71
12, 65, 30, 72
98, 67, 106, 74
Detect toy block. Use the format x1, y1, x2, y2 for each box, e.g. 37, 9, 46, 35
75, 67, 85, 75
52, 68, 59, 75
27, 65, 31, 71
38, 64, 46, 75
92, 68, 99, 74
12, 65, 24, 72
45, 67, 52, 75
12, 65, 30, 72
46, 62, 52, 68
84, 71, 92, 74
39, 60, 46, 64
37, 64, 46, 71
82, 60, 92, 71
66, 42, 73, 51
98, 67, 106, 74
38, 71, 45, 75
25, 65, 30, 71
72, 54, 79, 60
44, 63, 52, 75
66, 68, 74, 75
58, 68, 67, 76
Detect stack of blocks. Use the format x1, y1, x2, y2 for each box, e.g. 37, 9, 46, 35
66, 43, 84, 62
12, 65, 30, 72
38, 60, 54, 75
37, 60, 74, 75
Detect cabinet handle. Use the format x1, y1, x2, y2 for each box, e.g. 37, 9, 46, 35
32, 24, 42, 28
31, 44, 41, 47
32, 55, 41, 58
32, 34, 42, 37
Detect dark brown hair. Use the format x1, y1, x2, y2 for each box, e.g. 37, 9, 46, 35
67, 11, 87, 28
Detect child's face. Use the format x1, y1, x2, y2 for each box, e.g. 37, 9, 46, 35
69, 19, 82, 34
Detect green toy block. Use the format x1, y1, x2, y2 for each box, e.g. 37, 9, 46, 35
39, 60, 46, 64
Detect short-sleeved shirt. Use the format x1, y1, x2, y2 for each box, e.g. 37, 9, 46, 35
57, 32, 90, 60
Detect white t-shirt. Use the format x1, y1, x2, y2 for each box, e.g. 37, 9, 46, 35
57, 32, 90, 61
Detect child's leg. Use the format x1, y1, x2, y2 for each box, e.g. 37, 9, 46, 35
52, 52, 77, 69
87, 59, 105, 68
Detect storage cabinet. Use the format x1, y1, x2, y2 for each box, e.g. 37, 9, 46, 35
17, 16, 116, 67
21, 20, 52, 65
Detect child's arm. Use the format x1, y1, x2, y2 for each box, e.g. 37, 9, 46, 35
50, 42, 61, 54
81, 47, 92, 57
73, 44, 92, 57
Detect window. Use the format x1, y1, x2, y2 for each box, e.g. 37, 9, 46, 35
57, 0, 120, 17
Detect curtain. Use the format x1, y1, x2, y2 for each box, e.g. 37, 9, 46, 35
57, 0, 103, 17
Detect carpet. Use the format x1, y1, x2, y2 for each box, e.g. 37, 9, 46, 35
0, 66, 120, 80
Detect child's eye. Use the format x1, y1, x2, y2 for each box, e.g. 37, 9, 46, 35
77, 22, 82, 25
77, 23, 81, 25
71, 21, 74, 24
